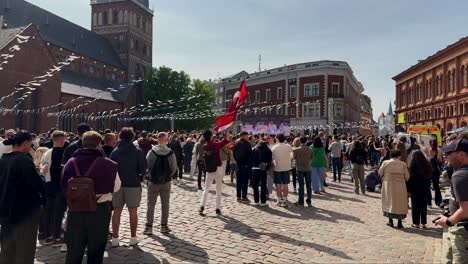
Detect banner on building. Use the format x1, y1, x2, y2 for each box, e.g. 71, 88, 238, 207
397, 113, 405, 124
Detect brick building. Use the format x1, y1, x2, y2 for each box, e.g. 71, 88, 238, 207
393, 37, 468, 135
0, 0, 153, 133
214, 61, 364, 133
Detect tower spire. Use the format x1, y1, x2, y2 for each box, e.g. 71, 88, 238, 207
387, 100, 393, 116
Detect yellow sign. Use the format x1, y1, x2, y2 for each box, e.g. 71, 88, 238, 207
397, 113, 405, 124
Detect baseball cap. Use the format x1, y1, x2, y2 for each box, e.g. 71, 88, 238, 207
240, 131, 249, 136
441, 139, 468, 154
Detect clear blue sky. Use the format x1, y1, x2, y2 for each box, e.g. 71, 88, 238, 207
28, 0, 468, 120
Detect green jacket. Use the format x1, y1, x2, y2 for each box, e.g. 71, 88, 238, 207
311, 146, 327, 168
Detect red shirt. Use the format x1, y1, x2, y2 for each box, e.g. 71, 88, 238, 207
204, 139, 228, 167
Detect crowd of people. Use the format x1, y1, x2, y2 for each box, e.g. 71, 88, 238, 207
0, 125, 467, 264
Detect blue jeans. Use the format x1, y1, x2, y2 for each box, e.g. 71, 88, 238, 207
237, 164, 251, 199
370, 152, 381, 167
311, 167, 324, 192
331, 157, 343, 181
297, 170, 312, 205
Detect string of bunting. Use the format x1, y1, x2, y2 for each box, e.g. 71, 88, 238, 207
0, 55, 81, 107
0, 34, 31, 71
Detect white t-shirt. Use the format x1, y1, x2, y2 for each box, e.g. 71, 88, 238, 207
0, 142, 12, 158
271, 143, 293, 172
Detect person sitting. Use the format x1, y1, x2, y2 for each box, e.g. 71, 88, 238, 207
365, 169, 381, 193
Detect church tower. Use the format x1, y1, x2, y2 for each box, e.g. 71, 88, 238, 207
90, 0, 153, 81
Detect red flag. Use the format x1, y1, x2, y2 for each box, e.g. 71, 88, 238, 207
215, 80, 248, 132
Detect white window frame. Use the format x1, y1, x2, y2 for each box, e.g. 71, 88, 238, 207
332, 82, 340, 95
276, 105, 281, 115
289, 85, 296, 98
255, 90, 260, 103
266, 89, 271, 101
303, 103, 320, 118
304, 83, 320, 97
277, 87, 282, 100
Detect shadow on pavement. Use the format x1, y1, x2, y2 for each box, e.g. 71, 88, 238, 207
105, 245, 164, 264
219, 215, 353, 260
399, 226, 443, 238
148, 233, 209, 263
312, 191, 366, 203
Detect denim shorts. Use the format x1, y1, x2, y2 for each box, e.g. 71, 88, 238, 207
274, 171, 290, 185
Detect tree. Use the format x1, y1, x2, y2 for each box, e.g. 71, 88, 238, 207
142, 66, 216, 131
175, 79, 216, 130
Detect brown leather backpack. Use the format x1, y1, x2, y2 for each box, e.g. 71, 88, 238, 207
66, 158, 100, 212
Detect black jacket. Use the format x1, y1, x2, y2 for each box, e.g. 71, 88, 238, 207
110, 139, 147, 187
183, 142, 195, 160
168, 140, 184, 162
251, 142, 272, 170
0, 152, 45, 225
62, 140, 82, 165
349, 147, 368, 165
233, 139, 252, 166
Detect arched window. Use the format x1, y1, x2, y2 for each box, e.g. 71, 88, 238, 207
98, 12, 103, 26
108, 8, 112, 24
143, 45, 147, 56
92, 13, 97, 26
118, 10, 123, 24
113, 10, 118, 24
135, 39, 139, 51
124, 10, 128, 24
102, 11, 108, 25
137, 15, 141, 28
462, 65, 467, 87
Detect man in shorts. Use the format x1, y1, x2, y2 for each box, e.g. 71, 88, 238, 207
110, 128, 146, 247
271, 134, 293, 207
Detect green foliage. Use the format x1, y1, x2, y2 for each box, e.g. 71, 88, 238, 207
142, 66, 216, 131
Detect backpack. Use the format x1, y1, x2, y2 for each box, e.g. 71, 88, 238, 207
150, 150, 174, 184
66, 158, 100, 212
203, 145, 218, 173
355, 151, 365, 164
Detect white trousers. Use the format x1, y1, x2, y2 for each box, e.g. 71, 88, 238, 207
200, 161, 226, 209
190, 153, 197, 178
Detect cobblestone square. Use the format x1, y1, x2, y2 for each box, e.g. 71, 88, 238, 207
34, 171, 443, 263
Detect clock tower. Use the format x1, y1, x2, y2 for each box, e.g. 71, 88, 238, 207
90, 0, 153, 81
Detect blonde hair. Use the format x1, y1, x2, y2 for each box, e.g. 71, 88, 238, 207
34, 147, 49, 167
292, 137, 301, 148
51, 130, 66, 141
82, 131, 102, 149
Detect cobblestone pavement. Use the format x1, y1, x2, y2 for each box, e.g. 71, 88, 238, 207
35, 170, 443, 263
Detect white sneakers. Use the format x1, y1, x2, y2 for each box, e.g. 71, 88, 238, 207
129, 237, 138, 246
112, 237, 138, 247
111, 238, 119, 248
60, 244, 67, 252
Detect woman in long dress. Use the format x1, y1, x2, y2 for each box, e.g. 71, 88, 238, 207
378, 150, 410, 228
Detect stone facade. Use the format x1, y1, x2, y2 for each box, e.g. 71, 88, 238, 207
393, 37, 468, 135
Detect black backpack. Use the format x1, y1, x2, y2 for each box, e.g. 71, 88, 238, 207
355, 150, 365, 164
150, 150, 175, 184
203, 145, 218, 173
